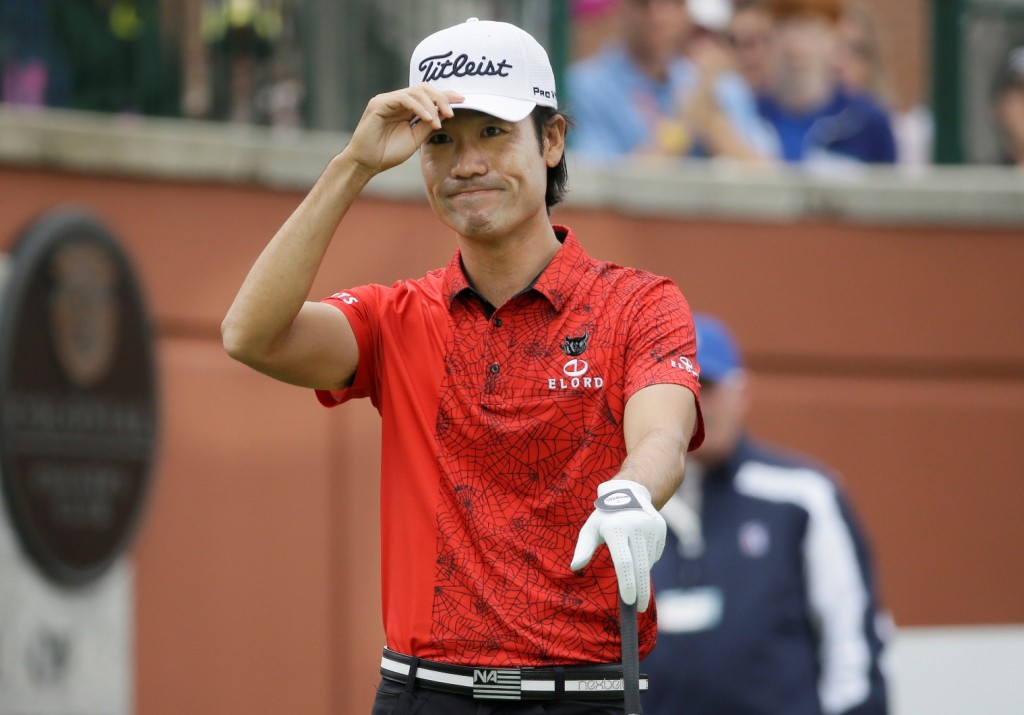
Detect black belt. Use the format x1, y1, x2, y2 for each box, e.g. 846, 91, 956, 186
380, 648, 648, 701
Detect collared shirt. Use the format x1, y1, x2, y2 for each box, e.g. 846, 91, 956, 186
317, 226, 703, 667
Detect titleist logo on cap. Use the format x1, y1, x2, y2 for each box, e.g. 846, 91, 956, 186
409, 18, 557, 121
418, 51, 513, 82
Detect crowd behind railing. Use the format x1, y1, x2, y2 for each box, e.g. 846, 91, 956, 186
2, 0, 1024, 171
565, 0, 1024, 171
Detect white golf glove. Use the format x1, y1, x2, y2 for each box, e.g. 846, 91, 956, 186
570, 479, 667, 612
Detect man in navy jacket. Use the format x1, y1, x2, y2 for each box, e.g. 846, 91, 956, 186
755, 0, 896, 165
643, 313, 889, 715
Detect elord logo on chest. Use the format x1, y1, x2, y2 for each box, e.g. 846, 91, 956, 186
548, 332, 604, 390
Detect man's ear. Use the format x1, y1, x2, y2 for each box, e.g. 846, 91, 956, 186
544, 114, 567, 168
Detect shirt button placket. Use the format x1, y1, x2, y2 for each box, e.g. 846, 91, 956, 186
481, 361, 501, 405
482, 312, 505, 404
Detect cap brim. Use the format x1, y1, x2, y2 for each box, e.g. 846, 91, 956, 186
451, 94, 537, 122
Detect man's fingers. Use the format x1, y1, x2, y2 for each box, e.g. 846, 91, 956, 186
652, 520, 667, 564
406, 85, 465, 128
570, 514, 601, 571
632, 531, 653, 613
417, 84, 464, 122
605, 527, 637, 607
366, 87, 445, 129
400, 89, 444, 127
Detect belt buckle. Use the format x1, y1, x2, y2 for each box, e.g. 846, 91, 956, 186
471, 668, 522, 700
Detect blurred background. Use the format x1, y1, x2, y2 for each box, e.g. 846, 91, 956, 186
4, 0, 1024, 162
0, 1, 1022, 714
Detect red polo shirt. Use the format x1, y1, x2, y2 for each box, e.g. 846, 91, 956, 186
317, 226, 703, 667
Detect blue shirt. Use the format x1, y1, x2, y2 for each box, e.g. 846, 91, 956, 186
566, 45, 772, 160
757, 88, 897, 164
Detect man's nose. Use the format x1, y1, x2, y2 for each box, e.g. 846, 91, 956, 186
450, 141, 488, 177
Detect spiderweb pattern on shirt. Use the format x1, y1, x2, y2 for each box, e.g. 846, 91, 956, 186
428, 258, 695, 666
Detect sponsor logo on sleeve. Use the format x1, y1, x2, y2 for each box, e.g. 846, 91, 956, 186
670, 355, 699, 377
330, 291, 359, 305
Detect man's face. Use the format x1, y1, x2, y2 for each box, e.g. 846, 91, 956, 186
728, 6, 775, 93
693, 375, 748, 466
623, 0, 693, 66
419, 110, 564, 239
773, 14, 837, 80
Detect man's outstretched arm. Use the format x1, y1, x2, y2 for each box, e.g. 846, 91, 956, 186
571, 383, 698, 611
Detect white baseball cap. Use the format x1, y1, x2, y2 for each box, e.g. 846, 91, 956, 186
409, 17, 557, 122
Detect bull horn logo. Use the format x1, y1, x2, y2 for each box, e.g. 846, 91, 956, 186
561, 332, 589, 357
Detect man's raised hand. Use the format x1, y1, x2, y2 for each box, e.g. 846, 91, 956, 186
343, 85, 464, 175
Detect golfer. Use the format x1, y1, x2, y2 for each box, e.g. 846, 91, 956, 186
222, 17, 703, 714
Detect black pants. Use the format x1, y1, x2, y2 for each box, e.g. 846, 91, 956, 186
371, 678, 626, 714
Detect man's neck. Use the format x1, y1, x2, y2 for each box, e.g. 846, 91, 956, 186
458, 220, 562, 309
774, 71, 835, 114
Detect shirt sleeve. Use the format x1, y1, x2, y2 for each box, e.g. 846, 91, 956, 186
314, 284, 387, 408
622, 276, 704, 450
804, 479, 890, 715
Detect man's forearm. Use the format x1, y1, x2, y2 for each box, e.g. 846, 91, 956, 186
617, 383, 697, 508
613, 425, 688, 509
221, 152, 373, 359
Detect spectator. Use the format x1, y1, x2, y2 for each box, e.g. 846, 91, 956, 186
566, 0, 772, 163
756, 0, 896, 165
572, 0, 620, 60
1, 0, 52, 106
642, 313, 890, 715
834, 0, 891, 105
834, 0, 931, 167
47, 0, 177, 115
994, 45, 1024, 168
727, 0, 775, 96
201, 0, 284, 123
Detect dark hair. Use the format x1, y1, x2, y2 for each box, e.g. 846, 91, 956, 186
767, 0, 842, 23
530, 106, 572, 210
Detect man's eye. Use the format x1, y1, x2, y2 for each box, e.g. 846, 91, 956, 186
482, 126, 505, 137
427, 133, 451, 144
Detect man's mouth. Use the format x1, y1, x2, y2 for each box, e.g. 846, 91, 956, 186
448, 184, 501, 198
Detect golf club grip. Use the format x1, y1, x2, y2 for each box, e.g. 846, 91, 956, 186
620, 596, 642, 715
